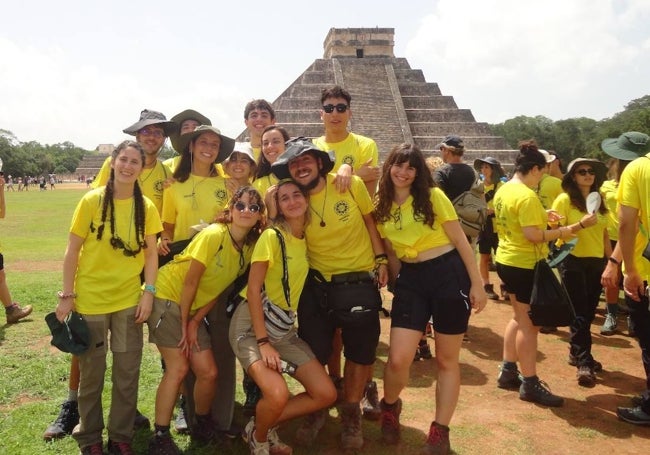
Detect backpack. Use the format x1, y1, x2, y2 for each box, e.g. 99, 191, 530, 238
451, 174, 487, 238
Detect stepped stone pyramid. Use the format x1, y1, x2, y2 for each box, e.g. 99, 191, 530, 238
239, 27, 515, 165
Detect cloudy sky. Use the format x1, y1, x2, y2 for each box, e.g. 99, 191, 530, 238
1, 0, 648, 150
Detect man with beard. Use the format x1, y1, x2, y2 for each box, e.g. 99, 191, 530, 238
271, 139, 388, 450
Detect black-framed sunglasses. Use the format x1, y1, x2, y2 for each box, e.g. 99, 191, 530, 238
575, 168, 595, 176
234, 201, 261, 213
110, 236, 143, 257
322, 103, 349, 114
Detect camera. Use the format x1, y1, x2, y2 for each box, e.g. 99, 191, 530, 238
279, 359, 297, 376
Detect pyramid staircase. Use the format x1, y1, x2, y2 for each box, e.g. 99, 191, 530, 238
238, 28, 515, 167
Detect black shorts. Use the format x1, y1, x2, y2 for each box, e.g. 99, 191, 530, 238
496, 263, 535, 304
477, 217, 498, 254
297, 271, 380, 366
391, 249, 471, 335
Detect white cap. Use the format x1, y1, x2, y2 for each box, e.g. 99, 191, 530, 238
538, 149, 556, 163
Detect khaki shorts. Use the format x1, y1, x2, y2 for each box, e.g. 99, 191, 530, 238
147, 297, 211, 351
228, 301, 314, 371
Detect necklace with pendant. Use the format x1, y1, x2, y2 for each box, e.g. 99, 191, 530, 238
309, 183, 327, 227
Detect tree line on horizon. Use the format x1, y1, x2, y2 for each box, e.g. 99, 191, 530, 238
0, 95, 648, 178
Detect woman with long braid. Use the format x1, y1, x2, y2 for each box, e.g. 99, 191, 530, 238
55, 140, 162, 455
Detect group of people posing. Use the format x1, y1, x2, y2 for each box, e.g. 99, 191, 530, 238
47, 85, 650, 455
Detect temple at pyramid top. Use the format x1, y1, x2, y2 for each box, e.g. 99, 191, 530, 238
323, 27, 395, 58
238, 27, 514, 165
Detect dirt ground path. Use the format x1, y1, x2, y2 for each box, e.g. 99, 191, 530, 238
376, 275, 650, 454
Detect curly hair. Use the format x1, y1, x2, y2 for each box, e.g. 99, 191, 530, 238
374, 144, 435, 228
215, 186, 266, 245
96, 140, 147, 252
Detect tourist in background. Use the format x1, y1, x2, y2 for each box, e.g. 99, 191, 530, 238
552, 158, 609, 387
494, 140, 574, 407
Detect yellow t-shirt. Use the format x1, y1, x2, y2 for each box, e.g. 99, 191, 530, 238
313, 132, 379, 172
600, 179, 619, 241
376, 188, 457, 259
536, 174, 563, 210
252, 174, 278, 198
155, 223, 253, 312
70, 188, 163, 314
551, 193, 608, 258
494, 181, 548, 269
305, 174, 375, 280
484, 181, 504, 211
163, 155, 226, 177
161, 175, 230, 241
92, 157, 171, 214
617, 154, 650, 279
241, 227, 308, 311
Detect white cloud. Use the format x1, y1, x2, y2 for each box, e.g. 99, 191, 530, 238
406, 0, 650, 123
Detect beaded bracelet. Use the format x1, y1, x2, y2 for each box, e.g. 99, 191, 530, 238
57, 291, 77, 300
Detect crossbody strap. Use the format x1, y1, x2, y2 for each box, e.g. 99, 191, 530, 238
271, 227, 291, 308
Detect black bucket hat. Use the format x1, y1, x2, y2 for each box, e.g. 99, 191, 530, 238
601, 132, 650, 160
169, 109, 212, 152
175, 125, 235, 164
122, 109, 177, 136
271, 138, 335, 180
45, 312, 90, 355
473, 156, 505, 181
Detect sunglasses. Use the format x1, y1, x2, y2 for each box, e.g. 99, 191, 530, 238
234, 201, 261, 213
322, 103, 349, 114
139, 128, 165, 138
575, 168, 595, 176
110, 236, 142, 257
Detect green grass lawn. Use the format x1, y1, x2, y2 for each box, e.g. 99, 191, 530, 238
0, 187, 400, 455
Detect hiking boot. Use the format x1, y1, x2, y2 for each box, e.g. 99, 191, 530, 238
340, 402, 363, 450
617, 406, 650, 425
80, 442, 104, 455
295, 409, 326, 446
148, 431, 180, 455
107, 439, 134, 455
133, 409, 150, 430
243, 417, 270, 455
519, 379, 564, 407
539, 326, 557, 334
268, 426, 293, 455
5, 302, 32, 324
497, 365, 522, 390
174, 397, 188, 434
421, 421, 451, 455
627, 315, 636, 337
568, 354, 602, 372
380, 398, 402, 445
243, 373, 261, 417
484, 284, 499, 300
577, 365, 596, 387
191, 415, 216, 444
44, 400, 79, 440
600, 313, 617, 335
630, 391, 649, 407
361, 380, 381, 420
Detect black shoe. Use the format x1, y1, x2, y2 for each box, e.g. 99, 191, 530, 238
191, 415, 216, 444
497, 365, 522, 390
577, 365, 596, 387
567, 354, 602, 372
519, 379, 564, 407
617, 406, 650, 425
44, 400, 79, 440
148, 432, 180, 455
133, 409, 150, 431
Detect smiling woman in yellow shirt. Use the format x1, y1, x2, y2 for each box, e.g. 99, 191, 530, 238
374, 144, 486, 455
